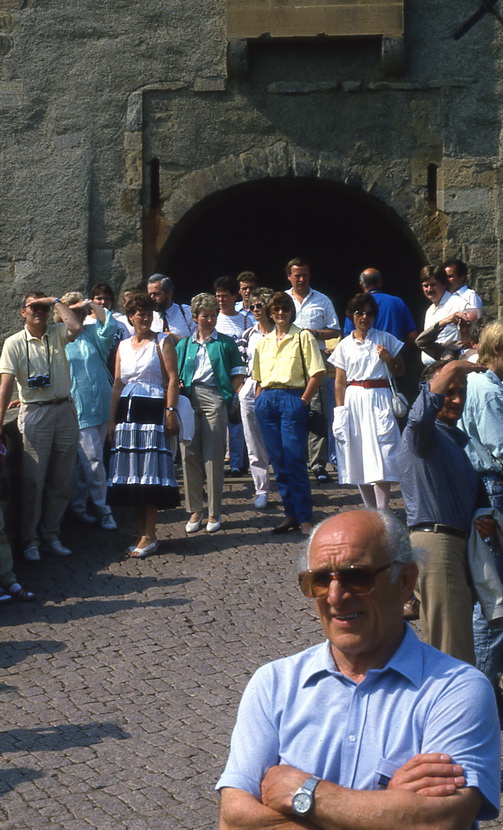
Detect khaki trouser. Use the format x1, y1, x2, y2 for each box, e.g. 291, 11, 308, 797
411, 529, 475, 665
181, 384, 227, 518
18, 400, 79, 547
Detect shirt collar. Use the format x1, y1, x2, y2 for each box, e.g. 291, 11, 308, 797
299, 624, 423, 689
191, 329, 218, 344
24, 325, 49, 341
436, 419, 470, 447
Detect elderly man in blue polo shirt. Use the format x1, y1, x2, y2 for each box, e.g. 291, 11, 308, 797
217, 510, 499, 830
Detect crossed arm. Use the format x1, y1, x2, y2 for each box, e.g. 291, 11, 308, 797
218, 756, 482, 830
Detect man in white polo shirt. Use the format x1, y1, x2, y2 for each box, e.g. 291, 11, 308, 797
285, 258, 340, 482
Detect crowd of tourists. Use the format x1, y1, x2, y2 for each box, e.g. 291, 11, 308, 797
0, 257, 502, 713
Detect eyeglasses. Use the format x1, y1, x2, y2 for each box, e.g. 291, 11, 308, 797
26, 304, 50, 313
298, 562, 398, 598
249, 302, 264, 311
354, 310, 375, 318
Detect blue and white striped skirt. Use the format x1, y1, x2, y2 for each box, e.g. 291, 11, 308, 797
107, 395, 180, 508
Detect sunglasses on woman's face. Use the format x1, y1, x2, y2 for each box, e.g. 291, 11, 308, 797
354, 310, 375, 318
298, 562, 397, 598
249, 303, 264, 311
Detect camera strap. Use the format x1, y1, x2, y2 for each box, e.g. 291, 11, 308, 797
25, 331, 51, 379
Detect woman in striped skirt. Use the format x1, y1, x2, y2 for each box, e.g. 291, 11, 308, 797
108, 292, 180, 558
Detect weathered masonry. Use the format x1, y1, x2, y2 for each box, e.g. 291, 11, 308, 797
0, 0, 502, 335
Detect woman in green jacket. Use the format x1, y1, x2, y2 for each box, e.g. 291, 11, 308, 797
177, 293, 245, 534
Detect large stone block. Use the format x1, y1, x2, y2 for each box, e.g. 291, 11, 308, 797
226, 1, 404, 39
442, 188, 492, 215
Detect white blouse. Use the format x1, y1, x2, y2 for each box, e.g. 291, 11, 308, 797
119, 334, 168, 398
328, 329, 403, 381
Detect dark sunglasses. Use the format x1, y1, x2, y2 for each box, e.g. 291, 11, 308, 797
249, 302, 265, 311
298, 562, 398, 598
354, 310, 375, 318
26, 304, 50, 313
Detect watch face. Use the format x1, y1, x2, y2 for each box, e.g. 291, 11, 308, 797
292, 791, 312, 814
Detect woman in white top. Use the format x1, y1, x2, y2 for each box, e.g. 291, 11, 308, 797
108, 293, 180, 558
237, 288, 274, 509
329, 293, 404, 510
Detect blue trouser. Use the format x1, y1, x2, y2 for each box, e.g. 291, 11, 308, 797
228, 420, 245, 471
473, 473, 503, 688
255, 388, 312, 523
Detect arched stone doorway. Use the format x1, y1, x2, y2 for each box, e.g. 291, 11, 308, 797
156, 176, 426, 327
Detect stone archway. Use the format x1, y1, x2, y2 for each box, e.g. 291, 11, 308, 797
155, 175, 426, 328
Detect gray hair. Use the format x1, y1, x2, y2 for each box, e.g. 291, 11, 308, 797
148, 273, 174, 293
302, 509, 421, 581
191, 292, 219, 318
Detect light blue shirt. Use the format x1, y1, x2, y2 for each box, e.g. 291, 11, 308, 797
459, 369, 503, 474
216, 625, 500, 826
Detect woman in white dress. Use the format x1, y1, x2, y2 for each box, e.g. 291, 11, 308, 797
329, 293, 404, 510
108, 293, 180, 558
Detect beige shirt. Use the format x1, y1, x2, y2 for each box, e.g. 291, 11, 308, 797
0, 323, 72, 403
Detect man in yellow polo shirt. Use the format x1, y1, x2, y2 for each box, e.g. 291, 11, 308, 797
0, 291, 83, 561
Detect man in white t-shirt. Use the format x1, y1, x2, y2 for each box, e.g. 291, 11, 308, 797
442, 257, 483, 310
419, 266, 469, 365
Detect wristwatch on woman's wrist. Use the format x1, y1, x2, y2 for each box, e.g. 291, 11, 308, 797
166, 406, 175, 412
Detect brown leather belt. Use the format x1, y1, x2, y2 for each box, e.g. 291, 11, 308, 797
409, 523, 468, 540
348, 380, 390, 389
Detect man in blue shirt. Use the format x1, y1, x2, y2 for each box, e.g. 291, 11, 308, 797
344, 268, 417, 347
217, 510, 499, 830
397, 360, 492, 665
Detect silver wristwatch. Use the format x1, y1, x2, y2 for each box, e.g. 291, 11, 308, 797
291, 774, 320, 815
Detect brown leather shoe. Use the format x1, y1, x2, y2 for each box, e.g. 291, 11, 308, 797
403, 594, 420, 621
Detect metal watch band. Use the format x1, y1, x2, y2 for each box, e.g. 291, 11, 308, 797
301, 775, 321, 795
292, 774, 321, 815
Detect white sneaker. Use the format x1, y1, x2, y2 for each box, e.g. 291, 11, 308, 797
23, 545, 41, 562
43, 540, 72, 556
100, 513, 117, 531
254, 494, 268, 509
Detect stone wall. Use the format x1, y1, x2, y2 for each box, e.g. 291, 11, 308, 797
0, 0, 501, 338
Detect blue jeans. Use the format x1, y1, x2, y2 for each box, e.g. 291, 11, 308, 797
255, 388, 312, 523
473, 473, 503, 688
228, 420, 245, 471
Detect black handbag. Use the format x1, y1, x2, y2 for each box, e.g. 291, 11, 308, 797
298, 335, 328, 437
227, 392, 241, 425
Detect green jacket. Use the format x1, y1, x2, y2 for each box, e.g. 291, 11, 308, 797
176, 332, 244, 405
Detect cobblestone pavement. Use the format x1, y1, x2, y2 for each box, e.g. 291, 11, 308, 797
1, 473, 502, 829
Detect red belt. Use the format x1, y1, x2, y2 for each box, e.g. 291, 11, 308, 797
348, 380, 390, 389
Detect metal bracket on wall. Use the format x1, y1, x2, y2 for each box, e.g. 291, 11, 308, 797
227, 40, 250, 80
381, 35, 405, 76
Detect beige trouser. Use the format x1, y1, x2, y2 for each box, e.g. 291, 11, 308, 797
181, 384, 227, 518
411, 529, 475, 665
18, 400, 79, 547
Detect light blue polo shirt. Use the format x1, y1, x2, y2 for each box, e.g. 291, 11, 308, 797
216, 624, 500, 825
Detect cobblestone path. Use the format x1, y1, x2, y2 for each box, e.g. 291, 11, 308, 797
1, 475, 501, 829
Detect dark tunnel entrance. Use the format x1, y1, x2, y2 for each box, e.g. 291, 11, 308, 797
156, 176, 427, 329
